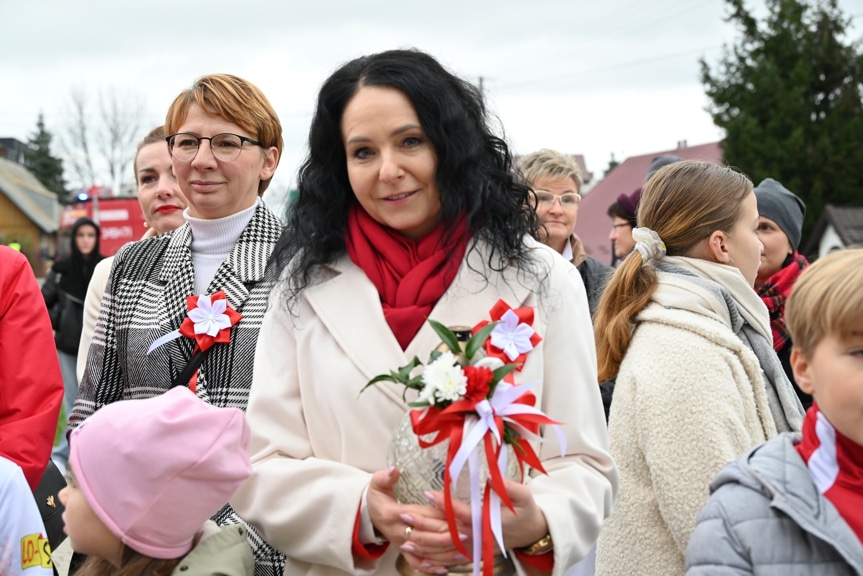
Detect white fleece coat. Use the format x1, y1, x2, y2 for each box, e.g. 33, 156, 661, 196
595, 258, 781, 576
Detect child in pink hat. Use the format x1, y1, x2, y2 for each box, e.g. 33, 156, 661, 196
59, 387, 254, 576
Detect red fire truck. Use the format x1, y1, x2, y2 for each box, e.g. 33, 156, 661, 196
58, 189, 147, 257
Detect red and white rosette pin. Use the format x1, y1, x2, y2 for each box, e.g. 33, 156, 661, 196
147, 292, 242, 391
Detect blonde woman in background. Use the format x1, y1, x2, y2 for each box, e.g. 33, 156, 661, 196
519, 149, 612, 317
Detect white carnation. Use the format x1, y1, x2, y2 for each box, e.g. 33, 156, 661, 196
422, 351, 467, 403
416, 381, 437, 405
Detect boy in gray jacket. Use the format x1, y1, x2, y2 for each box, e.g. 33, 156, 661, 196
685, 249, 863, 575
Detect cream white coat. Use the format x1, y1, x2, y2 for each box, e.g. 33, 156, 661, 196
232, 238, 617, 576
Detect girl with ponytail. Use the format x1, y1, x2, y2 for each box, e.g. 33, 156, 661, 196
593, 161, 805, 576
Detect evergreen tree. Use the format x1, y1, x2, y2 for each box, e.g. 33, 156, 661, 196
604, 153, 620, 177
25, 113, 66, 196
701, 0, 863, 242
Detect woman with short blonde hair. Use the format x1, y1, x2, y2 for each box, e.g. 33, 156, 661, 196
72, 73, 286, 575
519, 148, 611, 316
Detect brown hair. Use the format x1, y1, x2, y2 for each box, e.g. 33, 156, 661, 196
164, 73, 283, 195
786, 249, 863, 356
133, 125, 167, 175
518, 148, 583, 194
73, 545, 181, 576
593, 161, 753, 381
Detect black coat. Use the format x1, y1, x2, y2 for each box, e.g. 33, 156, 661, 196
577, 255, 613, 316
41, 269, 85, 355
42, 217, 103, 355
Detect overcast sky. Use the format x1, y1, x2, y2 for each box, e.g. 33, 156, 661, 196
3, 0, 862, 200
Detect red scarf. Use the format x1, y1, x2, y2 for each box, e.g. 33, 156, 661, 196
796, 403, 863, 544
345, 205, 470, 350
757, 252, 808, 352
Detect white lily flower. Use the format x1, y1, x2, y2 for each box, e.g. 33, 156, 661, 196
489, 309, 536, 361
188, 295, 232, 337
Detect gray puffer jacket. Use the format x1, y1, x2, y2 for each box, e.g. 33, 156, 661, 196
685, 433, 863, 575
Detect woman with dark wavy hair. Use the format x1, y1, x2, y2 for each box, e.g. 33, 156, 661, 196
275, 49, 539, 293
232, 49, 616, 576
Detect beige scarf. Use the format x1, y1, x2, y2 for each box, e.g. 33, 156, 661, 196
653, 256, 804, 432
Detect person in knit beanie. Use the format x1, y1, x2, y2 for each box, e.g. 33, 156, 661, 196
645, 154, 683, 181
755, 178, 806, 255
58, 387, 254, 576
753, 178, 810, 408
686, 249, 863, 575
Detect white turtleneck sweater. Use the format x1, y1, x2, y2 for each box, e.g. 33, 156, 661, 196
185, 199, 259, 295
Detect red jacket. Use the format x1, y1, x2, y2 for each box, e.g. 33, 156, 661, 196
0, 247, 64, 490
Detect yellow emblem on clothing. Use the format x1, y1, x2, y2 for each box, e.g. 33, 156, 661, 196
20, 533, 53, 569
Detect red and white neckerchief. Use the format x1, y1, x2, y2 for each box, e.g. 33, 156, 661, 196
796, 403, 863, 543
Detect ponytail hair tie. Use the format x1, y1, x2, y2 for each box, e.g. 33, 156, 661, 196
632, 227, 666, 265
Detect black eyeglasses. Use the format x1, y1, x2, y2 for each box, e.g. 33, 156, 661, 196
166, 133, 263, 162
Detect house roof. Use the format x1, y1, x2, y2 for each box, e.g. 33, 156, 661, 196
571, 154, 594, 185
0, 157, 62, 234
0, 138, 30, 165
577, 141, 723, 264
804, 204, 863, 255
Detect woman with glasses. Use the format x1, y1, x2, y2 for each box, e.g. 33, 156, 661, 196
519, 149, 612, 317
231, 49, 616, 576
70, 74, 286, 576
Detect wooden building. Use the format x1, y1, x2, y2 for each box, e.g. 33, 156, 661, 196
0, 156, 62, 276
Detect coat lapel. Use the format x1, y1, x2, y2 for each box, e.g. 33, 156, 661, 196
208, 202, 283, 311
306, 258, 408, 409
152, 203, 283, 385
157, 224, 197, 372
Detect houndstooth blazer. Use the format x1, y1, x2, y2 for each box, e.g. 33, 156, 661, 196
70, 201, 286, 576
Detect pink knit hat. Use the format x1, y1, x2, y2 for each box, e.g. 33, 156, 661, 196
69, 387, 251, 559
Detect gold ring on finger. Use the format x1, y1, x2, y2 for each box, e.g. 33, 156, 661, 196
404, 526, 412, 541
